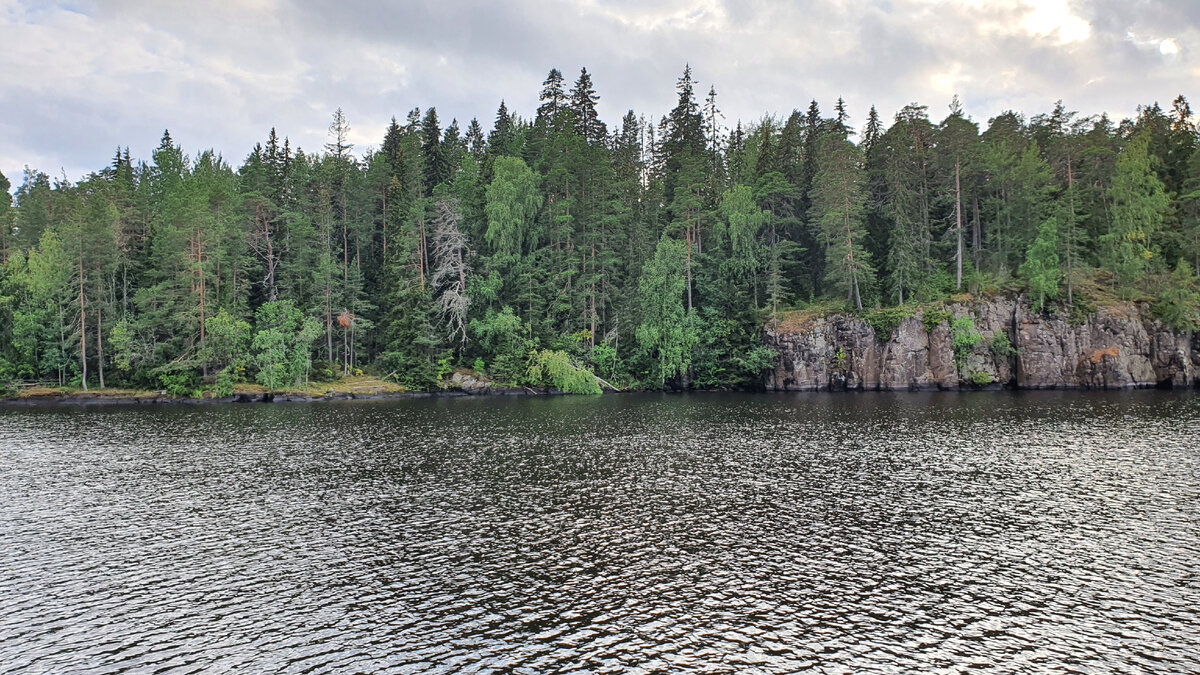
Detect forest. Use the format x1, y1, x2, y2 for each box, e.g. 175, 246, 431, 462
1, 66, 1198, 396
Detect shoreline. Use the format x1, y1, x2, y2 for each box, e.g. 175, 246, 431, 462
2, 381, 1193, 407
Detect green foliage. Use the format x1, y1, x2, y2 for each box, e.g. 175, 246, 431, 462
990, 330, 1016, 360
1102, 135, 1168, 292
968, 371, 994, 387
159, 370, 199, 397
922, 308, 951, 333
950, 316, 983, 367
527, 349, 602, 394
589, 342, 622, 381
833, 347, 847, 369
691, 307, 775, 388
484, 156, 541, 263
214, 368, 235, 397
310, 360, 339, 382
4, 76, 1200, 397
252, 300, 321, 391
1020, 217, 1061, 313
635, 237, 698, 388
469, 306, 531, 384
862, 305, 914, 342
809, 134, 875, 309
201, 309, 252, 373
1154, 261, 1200, 332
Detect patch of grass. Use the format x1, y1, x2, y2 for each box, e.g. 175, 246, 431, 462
773, 301, 845, 335
285, 375, 407, 397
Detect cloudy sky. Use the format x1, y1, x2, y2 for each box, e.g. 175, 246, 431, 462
1, 0, 1197, 188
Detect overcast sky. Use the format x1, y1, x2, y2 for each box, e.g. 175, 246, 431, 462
1, 0, 1197, 189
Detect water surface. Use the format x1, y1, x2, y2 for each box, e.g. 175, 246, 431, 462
1, 392, 1198, 672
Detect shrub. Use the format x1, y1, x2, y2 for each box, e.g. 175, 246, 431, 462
310, 360, 339, 382
989, 330, 1016, 360
158, 371, 199, 397
922, 308, 952, 333
950, 316, 982, 367
968, 371, 994, 387
527, 349, 602, 395
214, 369, 235, 397
1154, 261, 1200, 332
862, 305, 914, 343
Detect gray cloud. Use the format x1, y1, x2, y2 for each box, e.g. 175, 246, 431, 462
1, 0, 1196, 189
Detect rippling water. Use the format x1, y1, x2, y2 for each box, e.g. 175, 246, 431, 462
1, 391, 1198, 673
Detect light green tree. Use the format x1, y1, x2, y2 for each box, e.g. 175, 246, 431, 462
252, 300, 321, 391
1103, 134, 1169, 292
636, 237, 697, 387
1019, 217, 1061, 313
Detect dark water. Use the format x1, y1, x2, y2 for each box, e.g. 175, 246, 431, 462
1, 392, 1198, 673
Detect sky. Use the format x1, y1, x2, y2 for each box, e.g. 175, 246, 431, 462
1, 0, 1197, 190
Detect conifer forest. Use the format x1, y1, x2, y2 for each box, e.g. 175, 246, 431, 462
2, 67, 1198, 395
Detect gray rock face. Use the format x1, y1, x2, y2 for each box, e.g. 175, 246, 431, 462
766, 297, 1197, 391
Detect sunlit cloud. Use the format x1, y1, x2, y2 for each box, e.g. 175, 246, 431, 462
1, 0, 1197, 188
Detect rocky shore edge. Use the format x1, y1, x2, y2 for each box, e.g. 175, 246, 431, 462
767, 296, 1199, 392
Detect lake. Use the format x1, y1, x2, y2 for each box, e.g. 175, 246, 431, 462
1, 391, 1198, 672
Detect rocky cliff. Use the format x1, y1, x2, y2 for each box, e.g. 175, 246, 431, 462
766, 297, 1199, 391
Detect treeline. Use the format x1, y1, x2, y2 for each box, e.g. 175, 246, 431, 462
1, 66, 1198, 394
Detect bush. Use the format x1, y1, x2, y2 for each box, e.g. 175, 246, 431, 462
990, 330, 1016, 360
527, 349, 602, 395
922, 308, 952, 333
968, 371, 994, 387
214, 369, 235, 397
158, 371, 199, 397
1154, 261, 1200, 332
862, 305, 914, 342
310, 360, 339, 382
832, 347, 847, 370
951, 316, 982, 367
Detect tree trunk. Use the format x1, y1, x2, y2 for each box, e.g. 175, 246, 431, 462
955, 158, 963, 290
78, 258, 87, 392
972, 198, 982, 270
325, 283, 333, 361
97, 276, 104, 389
684, 219, 693, 313
1066, 152, 1075, 307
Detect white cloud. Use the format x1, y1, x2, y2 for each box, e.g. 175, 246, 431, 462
1, 0, 1198, 190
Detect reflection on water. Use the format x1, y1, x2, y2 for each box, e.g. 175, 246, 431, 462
1, 391, 1198, 672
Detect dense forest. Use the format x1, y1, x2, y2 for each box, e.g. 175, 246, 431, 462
1, 67, 1198, 395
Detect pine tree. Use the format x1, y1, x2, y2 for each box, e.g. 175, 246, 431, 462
324, 108, 353, 159
1020, 217, 1061, 312
808, 134, 874, 310
0, 170, 12, 262
1103, 134, 1169, 292
570, 67, 606, 144
536, 68, 567, 128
